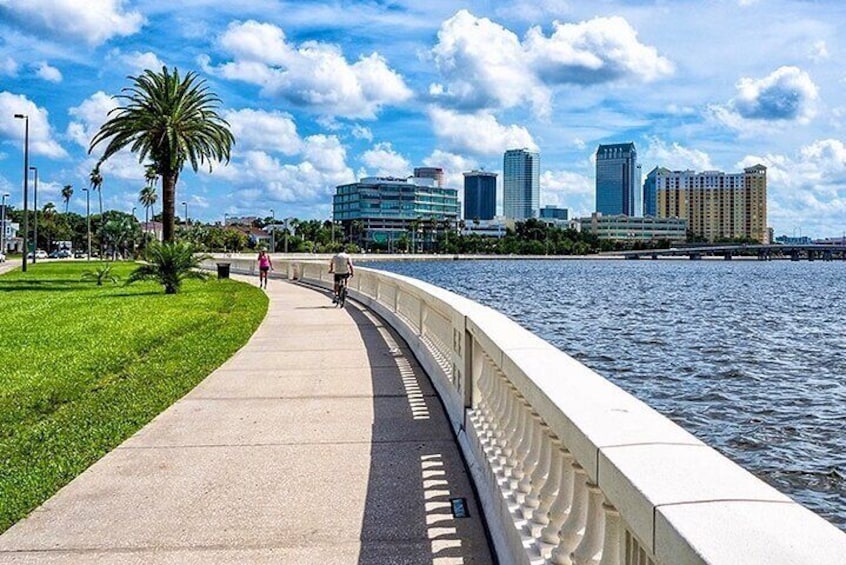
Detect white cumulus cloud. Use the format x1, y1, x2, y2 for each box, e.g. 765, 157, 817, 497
117, 51, 166, 73
67, 91, 118, 149
0, 91, 68, 158
34, 62, 62, 83
204, 20, 412, 119
360, 142, 411, 178
738, 139, 846, 236
224, 108, 301, 155
0, 0, 144, 46
734, 66, 818, 122
429, 10, 672, 113
429, 106, 537, 156
643, 138, 717, 171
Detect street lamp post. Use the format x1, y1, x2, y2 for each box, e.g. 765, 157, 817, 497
270, 208, 275, 253
14, 113, 28, 271
82, 187, 91, 260
0, 192, 9, 254
30, 166, 38, 262
284, 218, 290, 254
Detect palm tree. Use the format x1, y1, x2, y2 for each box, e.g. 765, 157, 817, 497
126, 241, 210, 294
43, 202, 56, 251
89, 166, 104, 217
89, 66, 234, 242
139, 185, 157, 234
61, 185, 73, 213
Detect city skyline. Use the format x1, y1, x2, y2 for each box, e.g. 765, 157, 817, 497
1, 1, 845, 237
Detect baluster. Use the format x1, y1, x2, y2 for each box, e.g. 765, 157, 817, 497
536, 449, 575, 557
478, 367, 501, 440
548, 463, 589, 564
468, 354, 490, 429
521, 423, 552, 519
503, 400, 530, 486
571, 482, 606, 565
493, 385, 521, 473
528, 436, 563, 536
598, 503, 622, 565
515, 413, 544, 503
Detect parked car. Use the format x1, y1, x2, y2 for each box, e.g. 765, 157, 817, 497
48, 250, 60, 258
0, 251, 5, 263
73, 250, 87, 259
58, 250, 72, 258
26, 250, 48, 259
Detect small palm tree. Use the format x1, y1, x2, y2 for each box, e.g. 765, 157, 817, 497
61, 184, 73, 213
139, 185, 158, 237
81, 263, 120, 286
90, 67, 234, 243
89, 166, 104, 217
126, 241, 210, 294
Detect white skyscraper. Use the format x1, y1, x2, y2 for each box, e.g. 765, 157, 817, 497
503, 148, 540, 220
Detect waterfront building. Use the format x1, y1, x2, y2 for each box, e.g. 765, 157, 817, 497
596, 142, 641, 216
461, 217, 507, 238
1, 217, 20, 252
333, 176, 459, 250
654, 165, 768, 243
642, 166, 668, 217
576, 212, 687, 242
413, 167, 444, 187
463, 171, 497, 221
539, 205, 569, 220
503, 148, 539, 220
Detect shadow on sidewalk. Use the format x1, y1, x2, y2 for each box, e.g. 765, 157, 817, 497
342, 304, 494, 564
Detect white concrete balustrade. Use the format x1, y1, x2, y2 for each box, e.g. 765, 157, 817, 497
204, 256, 846, 564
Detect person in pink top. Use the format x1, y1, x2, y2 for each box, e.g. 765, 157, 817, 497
257, 249, 273, 288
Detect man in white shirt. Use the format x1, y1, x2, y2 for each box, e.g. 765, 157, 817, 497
329, 251, 354, 303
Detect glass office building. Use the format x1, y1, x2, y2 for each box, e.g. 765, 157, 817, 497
503, 148, 539, 220
596, 143, 640, 216
333, 176, 459, 248
463, 171, 497, 221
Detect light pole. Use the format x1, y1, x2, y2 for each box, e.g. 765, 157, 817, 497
284, 218, 290, 254
0, 192, 9, 254
82, 187, 91, 260
29, 166, 38, 262
182, 201, 188, 227
270, 208, 275, 253
14, 113, 28, 271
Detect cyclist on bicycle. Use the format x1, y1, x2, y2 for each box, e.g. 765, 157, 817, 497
329, 250, 354, 303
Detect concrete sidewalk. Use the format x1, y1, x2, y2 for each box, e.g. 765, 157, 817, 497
0, 276, 493, 564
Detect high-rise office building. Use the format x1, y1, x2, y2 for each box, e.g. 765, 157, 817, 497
463, 171, 497, 221
654, 165, 768, 243
503, 148, 540, 220
596, 143, 640, 216
643, 166, 669, 217
413, 167, 444, 187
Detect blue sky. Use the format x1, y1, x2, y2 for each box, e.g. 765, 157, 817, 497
1, 0, 845, 237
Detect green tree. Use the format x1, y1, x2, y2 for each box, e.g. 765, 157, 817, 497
89, 166, 104, 217
61, 185, 73, 213
90, 66, 234, 243
126, 241, 210, 294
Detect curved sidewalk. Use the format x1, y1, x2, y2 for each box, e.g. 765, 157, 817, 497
0, 276, 493, 564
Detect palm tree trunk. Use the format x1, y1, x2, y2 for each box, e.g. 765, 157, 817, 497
162, 173, 177, 242
98, 190, 103, 217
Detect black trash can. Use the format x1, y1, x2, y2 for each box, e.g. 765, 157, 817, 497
216, 262, 231, 279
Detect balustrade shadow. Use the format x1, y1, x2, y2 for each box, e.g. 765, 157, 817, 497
342, 303, 494, 564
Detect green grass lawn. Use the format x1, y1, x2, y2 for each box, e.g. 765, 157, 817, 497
0, 261, 268, 532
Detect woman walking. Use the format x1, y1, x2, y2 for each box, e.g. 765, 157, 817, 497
257, 249, 273, 288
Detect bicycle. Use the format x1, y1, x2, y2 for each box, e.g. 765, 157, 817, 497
334, 274, 349, 308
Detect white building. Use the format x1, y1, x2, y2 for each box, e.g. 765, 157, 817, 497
503, 148, 539, 221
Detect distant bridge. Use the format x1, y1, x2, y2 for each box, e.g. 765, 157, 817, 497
609, 243, 846, 261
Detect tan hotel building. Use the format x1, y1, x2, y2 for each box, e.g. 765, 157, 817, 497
651, 164, 768, 243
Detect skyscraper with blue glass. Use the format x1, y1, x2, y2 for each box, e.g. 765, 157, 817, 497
595, 143, 640, 216
503, 148, 540, 220
463, 171, 497, 220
